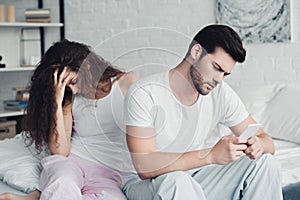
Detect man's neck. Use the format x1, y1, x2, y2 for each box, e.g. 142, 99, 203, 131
169, 60, 199, 106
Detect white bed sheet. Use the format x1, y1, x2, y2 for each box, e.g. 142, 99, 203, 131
274, 139, 300, 187
0, 181, 26, 195
1, 139, 299, 194
0, 133, 43, 195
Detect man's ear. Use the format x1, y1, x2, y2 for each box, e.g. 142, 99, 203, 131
190, 44, 202, 62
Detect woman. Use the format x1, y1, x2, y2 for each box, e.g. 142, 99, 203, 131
0, 40, 137, 200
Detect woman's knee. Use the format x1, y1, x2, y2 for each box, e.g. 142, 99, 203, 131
41, 155, 81, 177
39, 156, 83, 190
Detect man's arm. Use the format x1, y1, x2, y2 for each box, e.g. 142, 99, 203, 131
230, 115, 275, 159
127, 126, 248, 179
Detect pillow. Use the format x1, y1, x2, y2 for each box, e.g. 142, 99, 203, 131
261, 86, 300, 144
203, 83, 286, 148
230, 83, 285, 122
0, 133, 47, 193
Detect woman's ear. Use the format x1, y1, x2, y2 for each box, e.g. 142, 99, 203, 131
190, 44, 202, 62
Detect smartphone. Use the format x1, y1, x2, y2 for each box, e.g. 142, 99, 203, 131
239, 124, 262, 139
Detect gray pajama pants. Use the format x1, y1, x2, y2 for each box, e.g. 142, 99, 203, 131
123, 154, 283, 200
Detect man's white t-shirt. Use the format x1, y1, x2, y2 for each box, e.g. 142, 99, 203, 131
124, 70, 249, 153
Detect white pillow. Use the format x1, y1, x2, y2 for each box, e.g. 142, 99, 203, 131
204, 83, 286, 148
0, 133, 46, 193
261, 86, 300, 144
230, 83, 285, 122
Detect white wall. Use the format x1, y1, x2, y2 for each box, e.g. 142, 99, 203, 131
65, 0, 215, 76
1, 0, 299, 101
65, 0, 300, 85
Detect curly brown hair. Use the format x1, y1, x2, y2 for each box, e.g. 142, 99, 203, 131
22, 40, 124, 153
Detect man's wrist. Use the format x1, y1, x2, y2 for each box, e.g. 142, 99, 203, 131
198, 148, 213, 165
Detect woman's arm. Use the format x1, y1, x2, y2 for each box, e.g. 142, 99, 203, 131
49, 101, 72, 156
48, 67, 75, 156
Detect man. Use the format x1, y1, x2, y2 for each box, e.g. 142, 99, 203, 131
123, 24, 282, 199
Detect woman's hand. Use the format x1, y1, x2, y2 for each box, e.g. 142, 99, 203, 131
53, 67, 75, 106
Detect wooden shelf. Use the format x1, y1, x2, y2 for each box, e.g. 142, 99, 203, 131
0, 109, 25, 118
0, 100, 26, 117
0, 67, 35, 72
0, 0, 64, 120
0, 22, 63, 28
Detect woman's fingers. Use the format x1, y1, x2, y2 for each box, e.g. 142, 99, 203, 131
53, 67, 72, 87
59, 67, 68, 84
53, 68, 59, 85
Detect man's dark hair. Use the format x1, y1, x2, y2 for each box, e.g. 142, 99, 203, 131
185, 24, 246, 63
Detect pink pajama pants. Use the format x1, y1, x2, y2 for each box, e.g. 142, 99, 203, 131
38, 153, 127, 200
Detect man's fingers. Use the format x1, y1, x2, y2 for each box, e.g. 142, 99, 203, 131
247, 135, 258, 146
236, 144, 248, 151
246, 148, 261, 159
231, 136, 247, 144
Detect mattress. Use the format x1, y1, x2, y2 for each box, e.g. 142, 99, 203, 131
1, 139, 300, 194
273, 139, 300, 187
0, 181, 26, 195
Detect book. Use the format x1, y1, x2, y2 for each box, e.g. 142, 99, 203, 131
25, 8, 51, 15
26, 18, 51, 23
15, 90, 30, 101
12, 87, 30, 101
25, 14, 50, 18
3, 100, 28, 111
13, 87, 30, 91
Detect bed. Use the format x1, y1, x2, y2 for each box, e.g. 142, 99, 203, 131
231, 83, 300, 199
0, 133, 45, 195
1, 83, 300, 199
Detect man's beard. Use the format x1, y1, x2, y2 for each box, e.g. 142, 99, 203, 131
190, 65, 209, 95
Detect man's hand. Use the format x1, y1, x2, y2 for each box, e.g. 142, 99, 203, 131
244, 136, 264, 159
208, 134, 248, 165
229, 116, 275, 157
